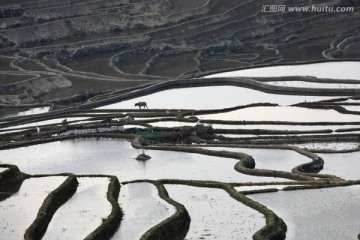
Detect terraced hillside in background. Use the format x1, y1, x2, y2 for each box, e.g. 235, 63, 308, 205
0, 0, 359, 106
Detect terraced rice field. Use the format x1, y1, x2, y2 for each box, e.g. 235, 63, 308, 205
1, 78, 360, 239
114, 182, 175, 240
0, 0, 360, 239
166, 185, 265, 239
0, 177, 67, 240
205, 61, 360, 80
249, 186, 360, 240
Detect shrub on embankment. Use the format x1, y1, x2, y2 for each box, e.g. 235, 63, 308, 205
24, 174, 78, 240
0, 164, 28, 201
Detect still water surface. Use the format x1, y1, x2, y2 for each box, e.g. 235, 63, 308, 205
0, 139, 286, 182
166, 185, 265, 240
113, 182, 175, 240
97, 86, 333, 110
203, 147, 310, 172
249, 186, 360, 240
43, 177, 111, 240
318, 151, 360, 180
205, 61, 360, 80
198, 106, 360, 122
0, 107, 50, 119
0, 177, 66, 240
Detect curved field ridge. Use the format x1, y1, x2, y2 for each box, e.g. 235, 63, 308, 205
200, 144, 345, 181
92, 78, 359, 111
156, 179, 287, 240
113, 182, 177, 240
249, 185, 360, 240
24, 174, 78, 240
132, 137, 315, 181
165, 184, 264, 239
84, 176, 122, 240
139, 182, 190, 240
0, 176, 67, 240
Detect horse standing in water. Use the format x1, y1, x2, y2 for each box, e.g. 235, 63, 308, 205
135, 102, 148, 109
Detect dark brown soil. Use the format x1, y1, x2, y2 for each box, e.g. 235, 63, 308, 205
342, 41, 360, 58
279, 42, 330, 62
148, 52, 197, 77
0, 73, 34, 85
0, 0, 359, 106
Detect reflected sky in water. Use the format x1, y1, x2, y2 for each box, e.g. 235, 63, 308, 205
166, 185, 265, 240
318, 151, 360, 180
203, 147, 310, 172
97, 86, 333, 110
205, 61, 360, 80
0, 177, 66, 240
114, 182, 175, 240
0, 139, 286, 183
43, 177, 111, 240
0, 107, 50, 119
198, 106, 360, 122
249, 186, 360, 240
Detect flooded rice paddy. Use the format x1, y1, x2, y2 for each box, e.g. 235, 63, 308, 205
249, 186, 360, 240
203, 147, 310, 172
318, 151, 360, 180
198, 106, 360, 122
209, 124, 360, 131
291, 142, 360, 151
264, 81, 360, 89
0, 177, 67, 240
150, 122, 360, 132
342, 105, 360, 112
114, 182, 175, 240
43, 177, 111, 240
166, 185, 265, 240
0, 107, 50, 119
343, 99, 360, 103
1, 117, 89, 131
149, 121, 196, 128
205, 61, 360, 80
97, 86, 333, 110
1, 63, 360, 239
0, 139, 286, 183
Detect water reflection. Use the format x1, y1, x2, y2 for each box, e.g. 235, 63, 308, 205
43, 177, 111, 240
0, 107, 50, 119
249, 186, 360, 240
166, 185, 265, 239
203, 147, 310, 172
198, 106, 360, 122
0, 139, 287, 182
318, 151, 360, 180
113, 183, 175, 240
97, 86, 333, 110
205, 61, 360, 80
0, 177, 66, 240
